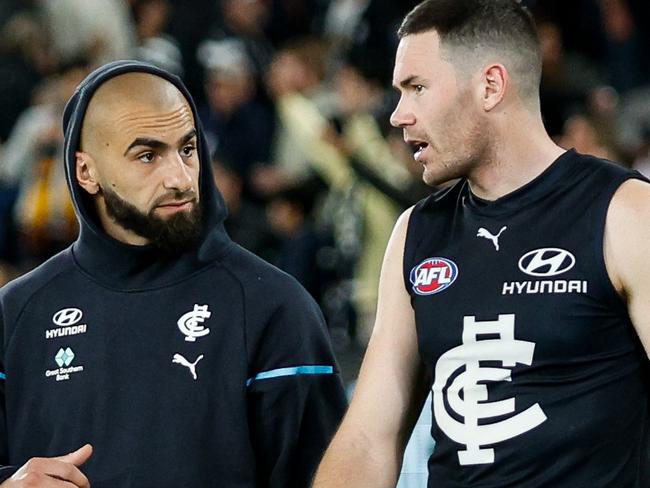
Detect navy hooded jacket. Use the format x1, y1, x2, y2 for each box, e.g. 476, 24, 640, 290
0, 61, 346, 487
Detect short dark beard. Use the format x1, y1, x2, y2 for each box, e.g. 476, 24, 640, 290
101, 186, 202, 254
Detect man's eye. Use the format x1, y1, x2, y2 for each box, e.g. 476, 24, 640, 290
414, 84, 424, 94
138, 152, 155, 163
181, 144, 196, 157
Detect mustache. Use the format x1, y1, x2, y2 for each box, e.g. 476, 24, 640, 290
152, 190, 198, 207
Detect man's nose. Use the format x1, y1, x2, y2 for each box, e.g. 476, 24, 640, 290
390, 98, 416, 128
163, 153, 194, 191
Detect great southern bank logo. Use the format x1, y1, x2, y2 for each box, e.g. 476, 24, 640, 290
45, 347, 84, 382
410, 257, 458, 296
55, 347, 75, 367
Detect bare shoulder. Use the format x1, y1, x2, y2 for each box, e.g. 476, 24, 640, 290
609, 178, 650, 214
393, 206, 415, 240
376, 206, 415, 306
384, 206, 415, 260
605, 178, 650, 295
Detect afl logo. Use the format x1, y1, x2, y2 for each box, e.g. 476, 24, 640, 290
518, 248, 575, 277
53, 308, 83, 327
410, 257, 458, 296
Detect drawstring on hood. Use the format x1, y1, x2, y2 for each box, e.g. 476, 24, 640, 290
62, 60, 232, 290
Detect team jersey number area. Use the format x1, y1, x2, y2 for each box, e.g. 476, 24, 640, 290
432, 314, 547, 465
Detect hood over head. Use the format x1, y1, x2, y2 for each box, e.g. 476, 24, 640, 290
63, 60, 232, 290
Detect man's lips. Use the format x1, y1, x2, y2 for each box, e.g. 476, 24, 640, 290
155, 200, 195, 212
405, 137, 430, 162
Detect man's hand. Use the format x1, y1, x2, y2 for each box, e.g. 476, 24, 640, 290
2, 444, 93, 487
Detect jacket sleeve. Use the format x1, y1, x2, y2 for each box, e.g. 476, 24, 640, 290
245, 275, 347, 488
0, 303, 17, 482
0, 383, 16, 483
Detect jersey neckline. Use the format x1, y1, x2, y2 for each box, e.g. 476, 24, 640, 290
463, 148, 578, 218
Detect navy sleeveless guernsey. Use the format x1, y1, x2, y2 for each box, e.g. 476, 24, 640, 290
403, 150, 650, 487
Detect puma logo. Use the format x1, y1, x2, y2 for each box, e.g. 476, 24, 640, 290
477, 226, 507, 251
172, 353, 204, 380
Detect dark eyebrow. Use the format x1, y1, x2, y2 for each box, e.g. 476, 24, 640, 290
398, 75, 419, 89
124, 128, 197, 156
124, 138, 166, 156
179, 128, 197, 146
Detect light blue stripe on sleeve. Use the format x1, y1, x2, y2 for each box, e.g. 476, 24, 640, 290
0, 372, 5, 380
246, 365, 333, 386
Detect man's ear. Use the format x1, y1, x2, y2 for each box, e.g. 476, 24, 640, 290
480, 63, 508, 111
75, 151, 100, 195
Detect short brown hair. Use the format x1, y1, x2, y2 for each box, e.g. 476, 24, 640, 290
398, 0, 541, 104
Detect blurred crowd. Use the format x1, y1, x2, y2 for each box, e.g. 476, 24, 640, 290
0, 0, 649, 377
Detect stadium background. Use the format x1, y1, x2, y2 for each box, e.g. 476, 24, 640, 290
0, 1, 649, 484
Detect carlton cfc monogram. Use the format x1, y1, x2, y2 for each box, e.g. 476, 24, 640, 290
177, 304, 212, 341
432, 314, 547, 465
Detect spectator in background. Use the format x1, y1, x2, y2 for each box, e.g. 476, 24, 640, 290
0, 0, 31, 28
212, 156, 276, 261
537, 20, 604, 138
255, 38, 336, 197
617, 86, 650, 163
0, 59, 89, 267
264, 40, 424, 346
333, 48, 426, 344
198, 38, 275, 187
266, 181, 329, 302
265, 0, 328, 46
38, 0, 136, 67
343, 0, 420, 71
559, 112, 620, 161
322, 0, 372, 60
198, 0, 275, 88
132, 0, 184, 77
0, 12, 54, 142
598, 0, 650, 94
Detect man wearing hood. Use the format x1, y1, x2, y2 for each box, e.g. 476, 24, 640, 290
0, 60, 346, 487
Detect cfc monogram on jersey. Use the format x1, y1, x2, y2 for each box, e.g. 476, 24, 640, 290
404, 151, 650, 487
433, 314, 546, 466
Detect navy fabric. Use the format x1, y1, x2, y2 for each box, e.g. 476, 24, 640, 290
0, 61, 346, 487
403, 150, 650, 487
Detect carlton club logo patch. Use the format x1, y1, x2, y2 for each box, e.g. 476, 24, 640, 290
410, 257, 459, 295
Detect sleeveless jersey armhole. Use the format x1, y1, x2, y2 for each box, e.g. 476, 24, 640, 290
593, 172, 650, 309
402, 197, 430, 297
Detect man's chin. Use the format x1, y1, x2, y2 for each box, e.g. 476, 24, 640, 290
102, 186, 202, 253
422, 162, 464, 188
423, 169, 450, 187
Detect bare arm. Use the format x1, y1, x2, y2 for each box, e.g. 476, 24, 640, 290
604, 178, 650, 357
313, 208, 431, 488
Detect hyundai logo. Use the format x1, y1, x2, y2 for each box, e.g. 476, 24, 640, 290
518, 248, 575, 277
52, 308, 83, 327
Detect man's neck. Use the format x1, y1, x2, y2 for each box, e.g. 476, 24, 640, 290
467, 111, 565, 201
